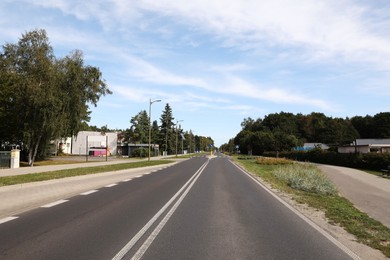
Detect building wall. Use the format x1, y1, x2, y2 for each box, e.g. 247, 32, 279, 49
338, 146, 370, 153
71, 131, 118, 155
58, 137, 72, 154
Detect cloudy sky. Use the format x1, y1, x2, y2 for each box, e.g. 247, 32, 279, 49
1, 0, 390, 146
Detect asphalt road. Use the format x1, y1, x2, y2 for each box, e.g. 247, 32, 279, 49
0, 155, 357, 259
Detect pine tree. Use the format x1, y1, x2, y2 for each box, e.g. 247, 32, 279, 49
159, 103, 175, 154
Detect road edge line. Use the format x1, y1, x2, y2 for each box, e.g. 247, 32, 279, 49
230, 160, 362, 260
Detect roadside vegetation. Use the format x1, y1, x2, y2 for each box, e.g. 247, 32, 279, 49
0, 160, 173, 187
236, 157, 390, 258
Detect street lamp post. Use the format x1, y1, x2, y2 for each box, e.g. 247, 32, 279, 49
165, 116, 168, 156
149, 98, 161, 161
175, 120, 183, 157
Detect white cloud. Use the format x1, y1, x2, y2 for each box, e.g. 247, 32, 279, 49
223, 76, 336, 111
126, 60, 208, 88
21, 0, 390, 68
137, 0, 390, 67
210, 63, 252, 73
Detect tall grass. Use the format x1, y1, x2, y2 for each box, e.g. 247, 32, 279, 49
272, 163, 338, 195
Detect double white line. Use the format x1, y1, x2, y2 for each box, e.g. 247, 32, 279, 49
112, 159, 210, 260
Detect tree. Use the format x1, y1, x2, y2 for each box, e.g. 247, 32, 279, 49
351, 115, 372, 138
159, 103, 175, 154
0, 29, 111, 165
262, 112, 299, 136
130, 110, 149, 144
220, 138, 235, 154
372, 112, 390, 138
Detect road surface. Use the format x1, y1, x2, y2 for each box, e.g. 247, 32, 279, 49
0, 155, 357, 259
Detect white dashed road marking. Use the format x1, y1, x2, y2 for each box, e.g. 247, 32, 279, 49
80, 190, 98, 195
41, 200, 69, 208
105, 184, 118, 188
0, 216, 19, 224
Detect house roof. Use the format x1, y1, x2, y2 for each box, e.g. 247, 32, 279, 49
355, 139, 390, 145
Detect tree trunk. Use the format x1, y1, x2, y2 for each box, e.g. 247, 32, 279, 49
28, 135, 42, 167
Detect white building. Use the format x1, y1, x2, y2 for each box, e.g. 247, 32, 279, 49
54, 131, 118, 156
338, 139, 390, 154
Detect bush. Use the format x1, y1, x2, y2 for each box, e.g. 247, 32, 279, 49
272, 163, 338, 195
256, 157, 294, 165
131, 148, 148, 158
264, 150, 390, 171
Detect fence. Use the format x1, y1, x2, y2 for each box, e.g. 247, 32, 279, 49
0, 151, 11, 168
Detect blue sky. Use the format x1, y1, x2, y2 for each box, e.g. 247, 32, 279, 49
1, 0, 390, 146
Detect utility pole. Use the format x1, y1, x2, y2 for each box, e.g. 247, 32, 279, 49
175, 120, 183, 157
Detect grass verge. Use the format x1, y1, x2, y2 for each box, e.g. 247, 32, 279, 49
0, 160, 174, 187
236, 157, 390, 258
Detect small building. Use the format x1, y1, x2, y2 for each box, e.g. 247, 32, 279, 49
117, 143, 160, 157
338, 139, 390, 154
72, 131, 117, 156
53, 131, 118, 156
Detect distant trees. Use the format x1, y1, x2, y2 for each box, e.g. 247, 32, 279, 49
226, 111, 390, 155
124, 103, 214, 156
0, 29, 111, 165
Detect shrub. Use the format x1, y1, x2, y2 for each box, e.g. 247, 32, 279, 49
256, 157, 294, 165
131, 148, 148, 158
272, 163, 338, 195
264, 150, 390, 171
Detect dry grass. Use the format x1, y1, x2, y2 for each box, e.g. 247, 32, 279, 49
256, 157, 294, 165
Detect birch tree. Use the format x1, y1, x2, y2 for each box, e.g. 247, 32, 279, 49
0, 29, 111, 165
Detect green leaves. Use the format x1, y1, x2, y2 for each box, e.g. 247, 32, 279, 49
0, 29, 111, 165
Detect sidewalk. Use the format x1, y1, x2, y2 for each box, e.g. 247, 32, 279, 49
317, 164, 390, 228
0, 156, 176, 177
0, 156, 182, 219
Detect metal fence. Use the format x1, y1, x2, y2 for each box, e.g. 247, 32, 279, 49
0, 151, 11, 168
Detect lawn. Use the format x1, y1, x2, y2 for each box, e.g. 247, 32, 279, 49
0, 160, 174, 186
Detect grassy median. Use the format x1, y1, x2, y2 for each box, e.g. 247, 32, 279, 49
0, 160, 174, 187
235, 157, 390, 258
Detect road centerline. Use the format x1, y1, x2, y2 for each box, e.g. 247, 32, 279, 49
130, 159, 209, 260
112, 159, 210, 260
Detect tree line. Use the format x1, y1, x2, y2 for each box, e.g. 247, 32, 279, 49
119, 103, 214, 156
221, 111, 390, 155
0, 29, 111, 165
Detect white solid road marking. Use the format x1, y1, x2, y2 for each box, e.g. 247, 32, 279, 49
105, 184, 118, 188
131, 160, 208, 260
41, 200, 69, 208
112, 160, 210, 260
80, 190, 98, 195
0, 216, 19, 224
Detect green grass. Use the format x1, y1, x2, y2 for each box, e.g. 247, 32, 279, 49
0, 160, 174, 187
236, 158, 390, 258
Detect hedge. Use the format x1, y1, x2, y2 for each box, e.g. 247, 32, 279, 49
263, 150, 390, 171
